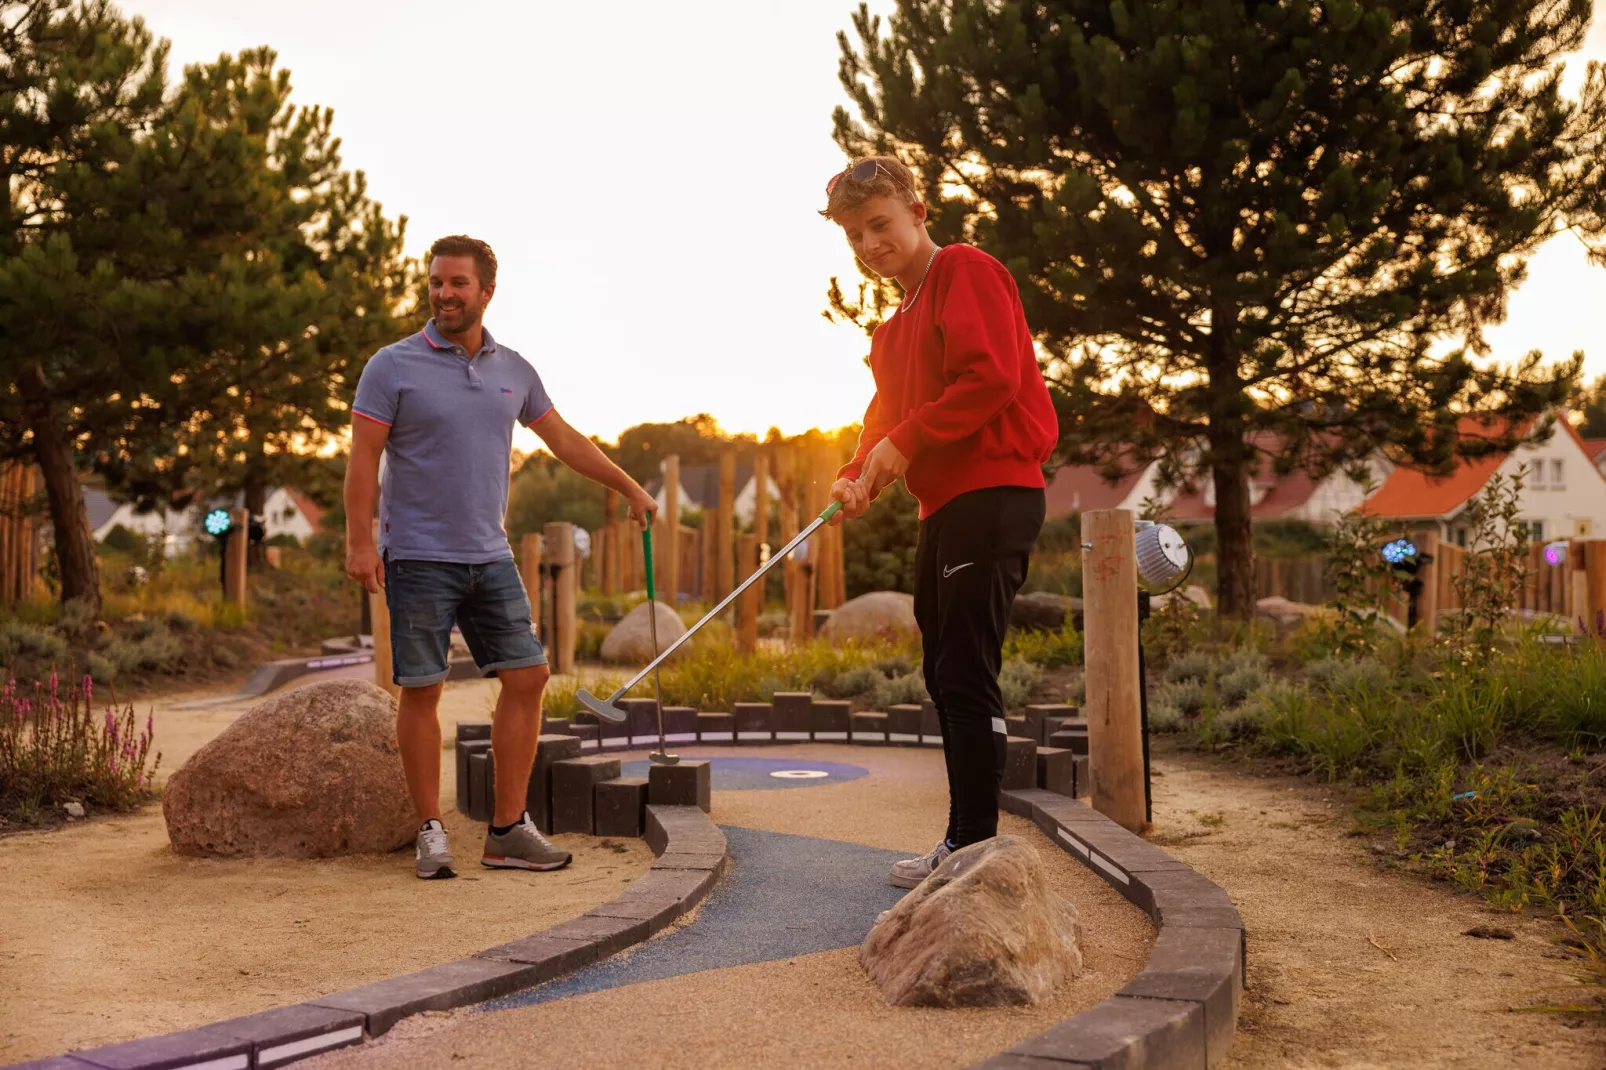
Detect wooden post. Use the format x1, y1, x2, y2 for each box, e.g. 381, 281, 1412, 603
701, 517, 717, 600
737, 533, 759, 653
717, 451, 736, 601
1417, 530, 1440, 634
659, 455, 680, 607
753, 453, 770, 552
0, 463, 15, 604
521, 532, 543, 638
679, 524, 698, 598
602, 490, 620, 593
225, 507, 249, 606
545, 521, 577, 673
1571, 540, 1589, 628
1584, 540, 1606, 641
370, 519, 399, 697
1081, 508, 1147, 833
776, 446, 798, 620
790, 447, 816, 643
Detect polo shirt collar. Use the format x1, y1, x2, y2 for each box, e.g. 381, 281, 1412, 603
421, 319, 498, 358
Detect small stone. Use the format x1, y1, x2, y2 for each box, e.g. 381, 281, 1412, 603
861, 835, 1082, 1007
64, 802, 85, 819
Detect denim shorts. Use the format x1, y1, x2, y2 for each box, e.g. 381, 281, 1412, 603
383, 555, 547, 687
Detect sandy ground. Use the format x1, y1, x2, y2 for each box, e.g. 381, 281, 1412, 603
304, 744, 1157, 1070
0, 680, 654, 1065
1148, 747, 1606, 1069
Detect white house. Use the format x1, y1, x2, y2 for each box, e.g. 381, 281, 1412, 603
88, 485, 325, 555
1360, 412, 1606, 544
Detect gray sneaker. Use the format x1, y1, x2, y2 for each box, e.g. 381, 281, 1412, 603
889, 840, 953, 889
416, 819, 456, 880
482, 812, 573, 872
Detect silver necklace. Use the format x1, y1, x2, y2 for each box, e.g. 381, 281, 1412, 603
898, 245, 942, 313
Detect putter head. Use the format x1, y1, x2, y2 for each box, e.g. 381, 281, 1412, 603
649, 751, 680, 766
576, 688, 628, 724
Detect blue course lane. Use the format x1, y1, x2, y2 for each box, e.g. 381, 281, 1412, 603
618, 757, 869, 791
483, 825, 910, 1011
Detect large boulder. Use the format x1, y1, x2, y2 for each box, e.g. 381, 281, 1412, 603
1011, 591, 1083, 632
600, 601, 688, 664
1255, 596, 1321, 627
861, 835, 1083, 1007
819, 591, 918, 644
163, 679, 414, 858
1152, 584, 1213, 613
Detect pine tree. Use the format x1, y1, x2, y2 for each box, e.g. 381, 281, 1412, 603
830, 0, 1603, 615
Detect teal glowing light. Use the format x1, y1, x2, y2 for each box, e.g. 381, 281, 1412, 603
204, 509, 232, 537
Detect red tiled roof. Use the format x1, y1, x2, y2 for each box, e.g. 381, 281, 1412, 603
1583, 438, 1606, 462
1044, 459, 1149, 517
286, 488, 326, 532
1165, 467, 1324, 522
1358, 413, 1557, 520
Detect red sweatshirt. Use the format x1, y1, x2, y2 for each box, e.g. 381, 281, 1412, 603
840, 244, 1059, 519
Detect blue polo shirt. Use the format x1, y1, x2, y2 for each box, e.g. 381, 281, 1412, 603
353, 320, 553, 563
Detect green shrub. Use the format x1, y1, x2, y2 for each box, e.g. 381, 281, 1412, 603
1215, 663, 1266, 707
1149, 695, 1184, 733
575, 620, 610, 661
1164, 678, 1208, 716
1163, 650, 1212, 684
0, 619, 69, 666
872, 654, 917, 678
1000, 657, 1044, 708
1004, 622, 1083, 668
871, 671, 930, 709
816, 665, 879, 699
164, 609, 196, 632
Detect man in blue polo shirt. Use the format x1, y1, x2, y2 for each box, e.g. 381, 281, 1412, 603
346, 234, 654, 880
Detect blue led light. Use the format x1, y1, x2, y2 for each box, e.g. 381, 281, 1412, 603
204, 509, 232, 537
1382, 538, 1417, 565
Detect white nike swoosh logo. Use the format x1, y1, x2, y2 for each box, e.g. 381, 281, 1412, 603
942, 563, 973, 578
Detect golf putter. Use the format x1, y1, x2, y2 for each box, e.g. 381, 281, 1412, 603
641, 521, 677, 766
577, 497, 847, 726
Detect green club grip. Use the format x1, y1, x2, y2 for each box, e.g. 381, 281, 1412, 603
820, 500, 843, 521
642, 518, 656, 601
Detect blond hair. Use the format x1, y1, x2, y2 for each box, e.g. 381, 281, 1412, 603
821, 155, 920, 220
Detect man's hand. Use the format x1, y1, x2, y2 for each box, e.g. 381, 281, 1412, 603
859, 437, 910, 499
830, 477, 869, 524
625, 485, 656, 529
346, 542, 384, 594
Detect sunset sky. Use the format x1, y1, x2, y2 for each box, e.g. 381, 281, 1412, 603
122, 0, 1606, 447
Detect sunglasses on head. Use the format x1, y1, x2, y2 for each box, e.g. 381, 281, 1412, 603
825, 159, 912, 197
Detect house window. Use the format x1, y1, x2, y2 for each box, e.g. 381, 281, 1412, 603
1552, 459, 1564, 488
1576, 518, 1594, 539
1527, 461, 1545, 488
1455, 528, 1468, 548
1529, 520, 1545, 541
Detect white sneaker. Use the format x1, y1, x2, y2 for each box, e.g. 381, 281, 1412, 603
888, 840, 953, 889
415, 819, 456, 880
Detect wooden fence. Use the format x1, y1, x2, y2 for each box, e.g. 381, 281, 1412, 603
0, 461, 42, 607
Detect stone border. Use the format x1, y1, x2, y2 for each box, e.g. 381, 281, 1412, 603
11, 806, 726, 1070
967, 788, 1246, 1070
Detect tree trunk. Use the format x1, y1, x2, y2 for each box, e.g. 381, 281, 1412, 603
24, 399, 101, 617
1211, 452, 1255, 619
244, 473, 267, 566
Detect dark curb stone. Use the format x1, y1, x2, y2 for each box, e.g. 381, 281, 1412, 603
1036, 746, 1077, 798
1006, 995, 1205, 1069
566, 722, 600, 750
733, 701, 773, 742
884, 704, 921, 744
648, 760, 712, 812
1120, 926, 1243, 1066
474, 932, 602, 974
593, 777, 649, 837
467, 751, 492, 823
772, 691, 813, 740
1022, 704, 1070, 745
540, 914, 652, 957
62, 1030, 253, 1070
1002, 736, 1037, 790
528, 734, 583, 833
9, 1059, 99, 1069
188, 1005, 367, 1068
576, 709, 630, 747
309, 957, 544, 1036
1048, 727, 1090, 756
696, 711, 735, 744
549, 755, 622, 835
651, 850, 727, 872
1074, 755, 1090, 797
644, 805, 727, 857
920, 699, 942, 742
542, 717, 571, 735
619, 697, 662, 745
809, 698, 852, 741
1004, 715, 1027, 739
612, 867, 718, 912
850, 711, 888, 744
456, 739, 491, 816
662, 705, 699, 743
456, 721, 492, 742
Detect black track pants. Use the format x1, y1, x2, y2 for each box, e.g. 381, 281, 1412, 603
913, 485, 1045, 848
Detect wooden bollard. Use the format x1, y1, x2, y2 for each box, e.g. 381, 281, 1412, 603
660, 455, 681, 607
737, 533, 759, 653
1584, 540, 1606, 640
717, 451, 736, 601
1416, 530, 1440, 634
225, 507, 249, 606
521, 532, 543, 638
1080, 508, 1147, 833
545, 521, 577, 673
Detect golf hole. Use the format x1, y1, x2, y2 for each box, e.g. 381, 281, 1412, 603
770, 770, 831, 780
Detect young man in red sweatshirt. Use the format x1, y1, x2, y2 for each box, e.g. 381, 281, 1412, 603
825, 155, 1059, 889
